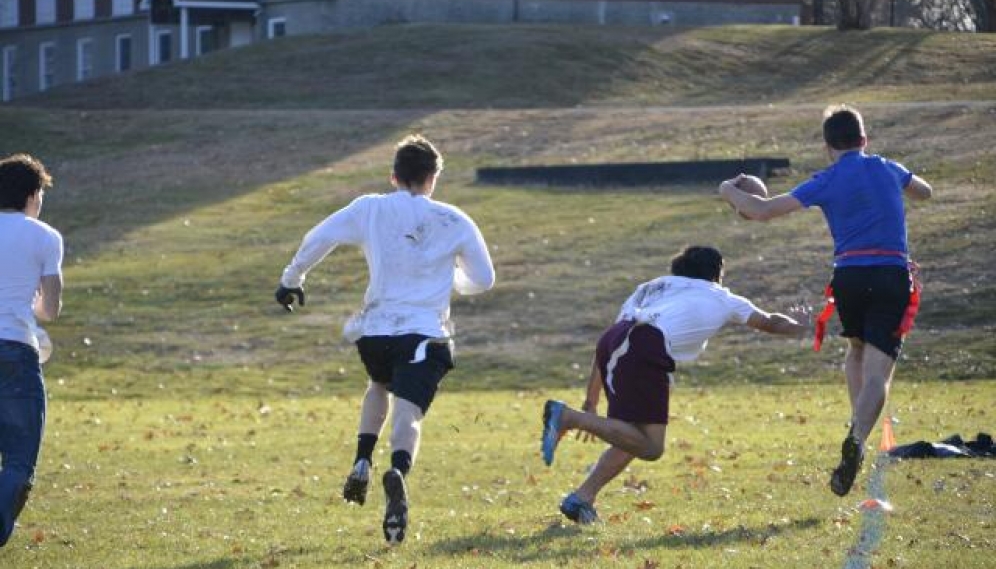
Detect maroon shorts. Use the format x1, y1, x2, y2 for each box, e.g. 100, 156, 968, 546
595, 320, 676, 425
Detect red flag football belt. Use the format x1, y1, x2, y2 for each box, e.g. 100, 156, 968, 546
813, 250, 922, 352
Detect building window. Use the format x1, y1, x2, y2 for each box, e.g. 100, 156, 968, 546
155, 30, 172, 65
195, 26, 215, 56
267, 18, 286, 39
0, 0, 17, 28
112, 0, 134, 17
36, 0, 56, 25
2, 45, 17, 102
75, 0, 95, 20
116, 34, 132, 72
76, 38, 93, 81
39, 42, 55, 91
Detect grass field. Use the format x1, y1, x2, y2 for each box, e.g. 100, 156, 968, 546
1, 23, 995, 568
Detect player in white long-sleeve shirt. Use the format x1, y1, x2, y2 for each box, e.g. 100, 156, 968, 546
275, 135, 494, 544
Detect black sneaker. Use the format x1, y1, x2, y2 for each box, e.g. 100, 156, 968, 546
382, 468, 408, 545
830, 435, 864, 496
342, 459, 370, 505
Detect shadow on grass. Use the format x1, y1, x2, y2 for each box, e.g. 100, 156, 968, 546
674, 27, 932, 105
149, 546, 323, 569
151, 561, 236, 569
425, 517, 821, 563
0, 107, 433, 261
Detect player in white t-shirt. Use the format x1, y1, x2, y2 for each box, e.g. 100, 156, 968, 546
541, 246, 807, 524
0, 154, 63, 547
274, 135, 494, 544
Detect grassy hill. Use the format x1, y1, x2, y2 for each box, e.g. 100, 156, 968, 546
17, 24, 996, 109
0, 23, 993, 569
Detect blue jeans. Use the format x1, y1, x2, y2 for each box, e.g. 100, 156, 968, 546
0, 340, 45, 547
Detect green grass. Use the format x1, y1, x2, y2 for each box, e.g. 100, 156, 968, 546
16, 25, 996, 110
8, 385, 995, 568
0, 23, 994, 569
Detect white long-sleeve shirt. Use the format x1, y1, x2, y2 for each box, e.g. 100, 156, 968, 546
281, 190, 495, 340
616, 275, 757, 362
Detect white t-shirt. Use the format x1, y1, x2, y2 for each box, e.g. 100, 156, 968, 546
616, 275, 758, 361
281, 190, 495, 339
0, 212, 64, 347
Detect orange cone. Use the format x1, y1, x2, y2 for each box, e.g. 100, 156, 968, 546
879, 415, 897, 451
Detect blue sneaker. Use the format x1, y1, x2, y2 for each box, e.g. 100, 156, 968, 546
542, 400, 566, 466
560, 492, 599, 524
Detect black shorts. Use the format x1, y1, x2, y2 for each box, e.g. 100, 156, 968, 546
595, 320, 675, 425
831, 265, 912, 360
356, 334, 454, 415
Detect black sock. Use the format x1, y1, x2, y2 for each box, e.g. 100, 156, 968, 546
355, 434, 378, 465
391, 450, 412, 476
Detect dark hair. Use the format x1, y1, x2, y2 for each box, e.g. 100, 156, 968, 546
393, 134, 443, 189
671, 245, 724, 282
0, 153, 53, 210
822, 105, 866, 151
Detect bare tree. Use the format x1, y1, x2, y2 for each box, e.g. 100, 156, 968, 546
811, 0, 993, 31
905, 0, 984, 30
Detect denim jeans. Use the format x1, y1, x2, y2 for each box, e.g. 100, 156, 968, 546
0, 339, 45, 547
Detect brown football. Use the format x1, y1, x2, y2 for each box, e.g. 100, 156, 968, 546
735, 174, 769, 197
732, 175, 768, 219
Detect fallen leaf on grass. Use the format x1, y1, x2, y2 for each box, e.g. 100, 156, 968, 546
622, 475, 649, 492
667, 524, 685, 536
607, 512, 631, 524
633, 500, 655, 511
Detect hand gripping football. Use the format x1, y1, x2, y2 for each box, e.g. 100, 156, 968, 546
733, 174, 768, 219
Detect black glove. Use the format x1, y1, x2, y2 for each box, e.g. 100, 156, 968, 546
275, 285, 305, 312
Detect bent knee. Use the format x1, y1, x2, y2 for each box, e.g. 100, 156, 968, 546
638, 443, 665, 461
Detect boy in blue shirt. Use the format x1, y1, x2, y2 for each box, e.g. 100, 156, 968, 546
718, 105, 932, 496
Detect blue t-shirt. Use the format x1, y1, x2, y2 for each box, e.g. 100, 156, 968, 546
791, 151, 913, 268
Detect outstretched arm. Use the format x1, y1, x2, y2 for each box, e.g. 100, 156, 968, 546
746, 306, 809, 338
719, 180, 804, 221
276, 200, 364, 312
904, 175, 933, 201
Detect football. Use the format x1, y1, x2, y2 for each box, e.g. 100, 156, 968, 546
735, 174, 769, 197
732, 174, 769, 219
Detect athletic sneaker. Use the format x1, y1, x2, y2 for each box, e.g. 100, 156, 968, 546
542, 400, 566, 466
382, 468, 408, 545
343, 459, 371, 505
830, 434, 864, 496
560, 492, 599, 525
